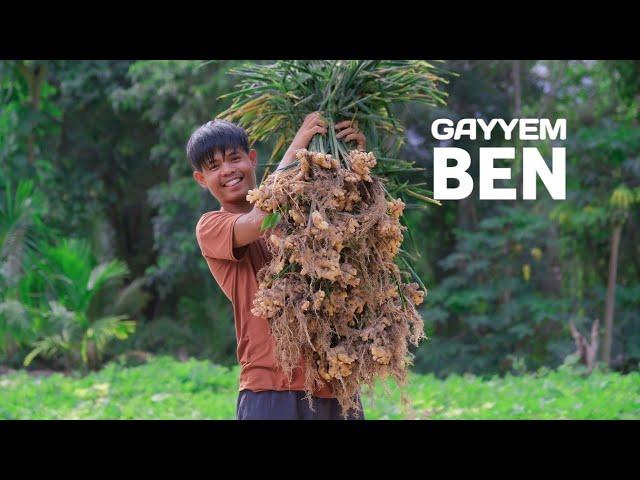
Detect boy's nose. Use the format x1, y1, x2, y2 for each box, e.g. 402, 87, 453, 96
220, 161, 237, 176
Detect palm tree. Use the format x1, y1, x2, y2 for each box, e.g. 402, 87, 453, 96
23, 239, 145, 371
0, 178, 48, 362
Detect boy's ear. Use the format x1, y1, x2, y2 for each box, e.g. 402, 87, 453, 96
249, 149, 257, 167
193, 170, 207, 189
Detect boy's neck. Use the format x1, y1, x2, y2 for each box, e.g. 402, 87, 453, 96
220, 199, 253, 214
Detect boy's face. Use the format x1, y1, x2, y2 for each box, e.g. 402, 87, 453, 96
193, 148, 258, 206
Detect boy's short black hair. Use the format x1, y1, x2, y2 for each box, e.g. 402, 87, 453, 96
186, 119, 250, 171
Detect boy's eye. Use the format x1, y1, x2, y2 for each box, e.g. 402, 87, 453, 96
204, 158, 219, 170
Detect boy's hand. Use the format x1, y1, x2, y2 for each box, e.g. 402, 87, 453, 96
289, 112, 327, 151
335, 120, 366, 151
277, 113, 366, 172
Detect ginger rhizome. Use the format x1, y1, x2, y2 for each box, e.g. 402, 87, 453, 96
248, 149, 426, 417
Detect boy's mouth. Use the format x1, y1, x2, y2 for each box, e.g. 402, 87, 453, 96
222, 175, 244, 188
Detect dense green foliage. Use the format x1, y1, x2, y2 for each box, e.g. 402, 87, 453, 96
0, 356, 637, 419
400, 61, 640, 375
0, 60, 639, 381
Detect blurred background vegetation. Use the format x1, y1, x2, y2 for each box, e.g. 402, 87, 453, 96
1, 60, 639, 383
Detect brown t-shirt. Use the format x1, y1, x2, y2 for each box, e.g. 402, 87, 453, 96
196, 210, 334, 398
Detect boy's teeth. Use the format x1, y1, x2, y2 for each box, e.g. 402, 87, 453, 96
226, 178, 241, 187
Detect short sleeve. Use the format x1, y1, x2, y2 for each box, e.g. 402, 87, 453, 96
196, 211, 244, 262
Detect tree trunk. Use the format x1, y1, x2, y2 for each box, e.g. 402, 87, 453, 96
602, 224, 622, 366
569, 319, 599, 373
512, 60, 521, 117
512, 60, 524, 194
501, 60, 522, 310
16, 61, 47, 166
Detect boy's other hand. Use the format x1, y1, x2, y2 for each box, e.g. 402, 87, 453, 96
335, 120, 366, 151
290, 112, 327, 151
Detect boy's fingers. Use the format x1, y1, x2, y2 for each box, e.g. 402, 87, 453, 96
304, 112, 321, 126
312, 126, 327, 135
307, 113, 324, 124
336, 127, 356, 139
343, 133, 361, 143
335, 120, 352, 129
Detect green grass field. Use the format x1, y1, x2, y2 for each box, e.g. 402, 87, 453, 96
1, 356, 638, 419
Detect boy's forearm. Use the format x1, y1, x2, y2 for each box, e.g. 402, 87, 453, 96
233, 206, 268, 248
233, 148, 298, 248
275, 147, 298, 172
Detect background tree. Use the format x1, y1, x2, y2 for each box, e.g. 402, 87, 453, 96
0, 59, 638, 376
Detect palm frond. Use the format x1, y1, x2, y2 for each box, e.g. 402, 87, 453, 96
46, 300, 79, 331
87, 260, 129, 292
23, 334, 71, 367
90, 316, 136, 343
110, 277, 150, 317
0, 179, 47, 284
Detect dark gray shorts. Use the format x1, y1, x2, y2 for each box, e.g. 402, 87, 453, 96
236, 390, 365, 420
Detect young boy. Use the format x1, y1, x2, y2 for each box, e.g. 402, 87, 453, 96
188, 112, 367, 420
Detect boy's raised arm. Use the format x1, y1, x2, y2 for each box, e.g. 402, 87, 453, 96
231, 112, 326, 249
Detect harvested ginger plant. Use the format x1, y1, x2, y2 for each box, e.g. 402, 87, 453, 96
221, 60, 448, 417
248, 148, 425, 416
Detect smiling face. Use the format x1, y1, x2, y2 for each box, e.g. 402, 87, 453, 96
193, 147, 258, 211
